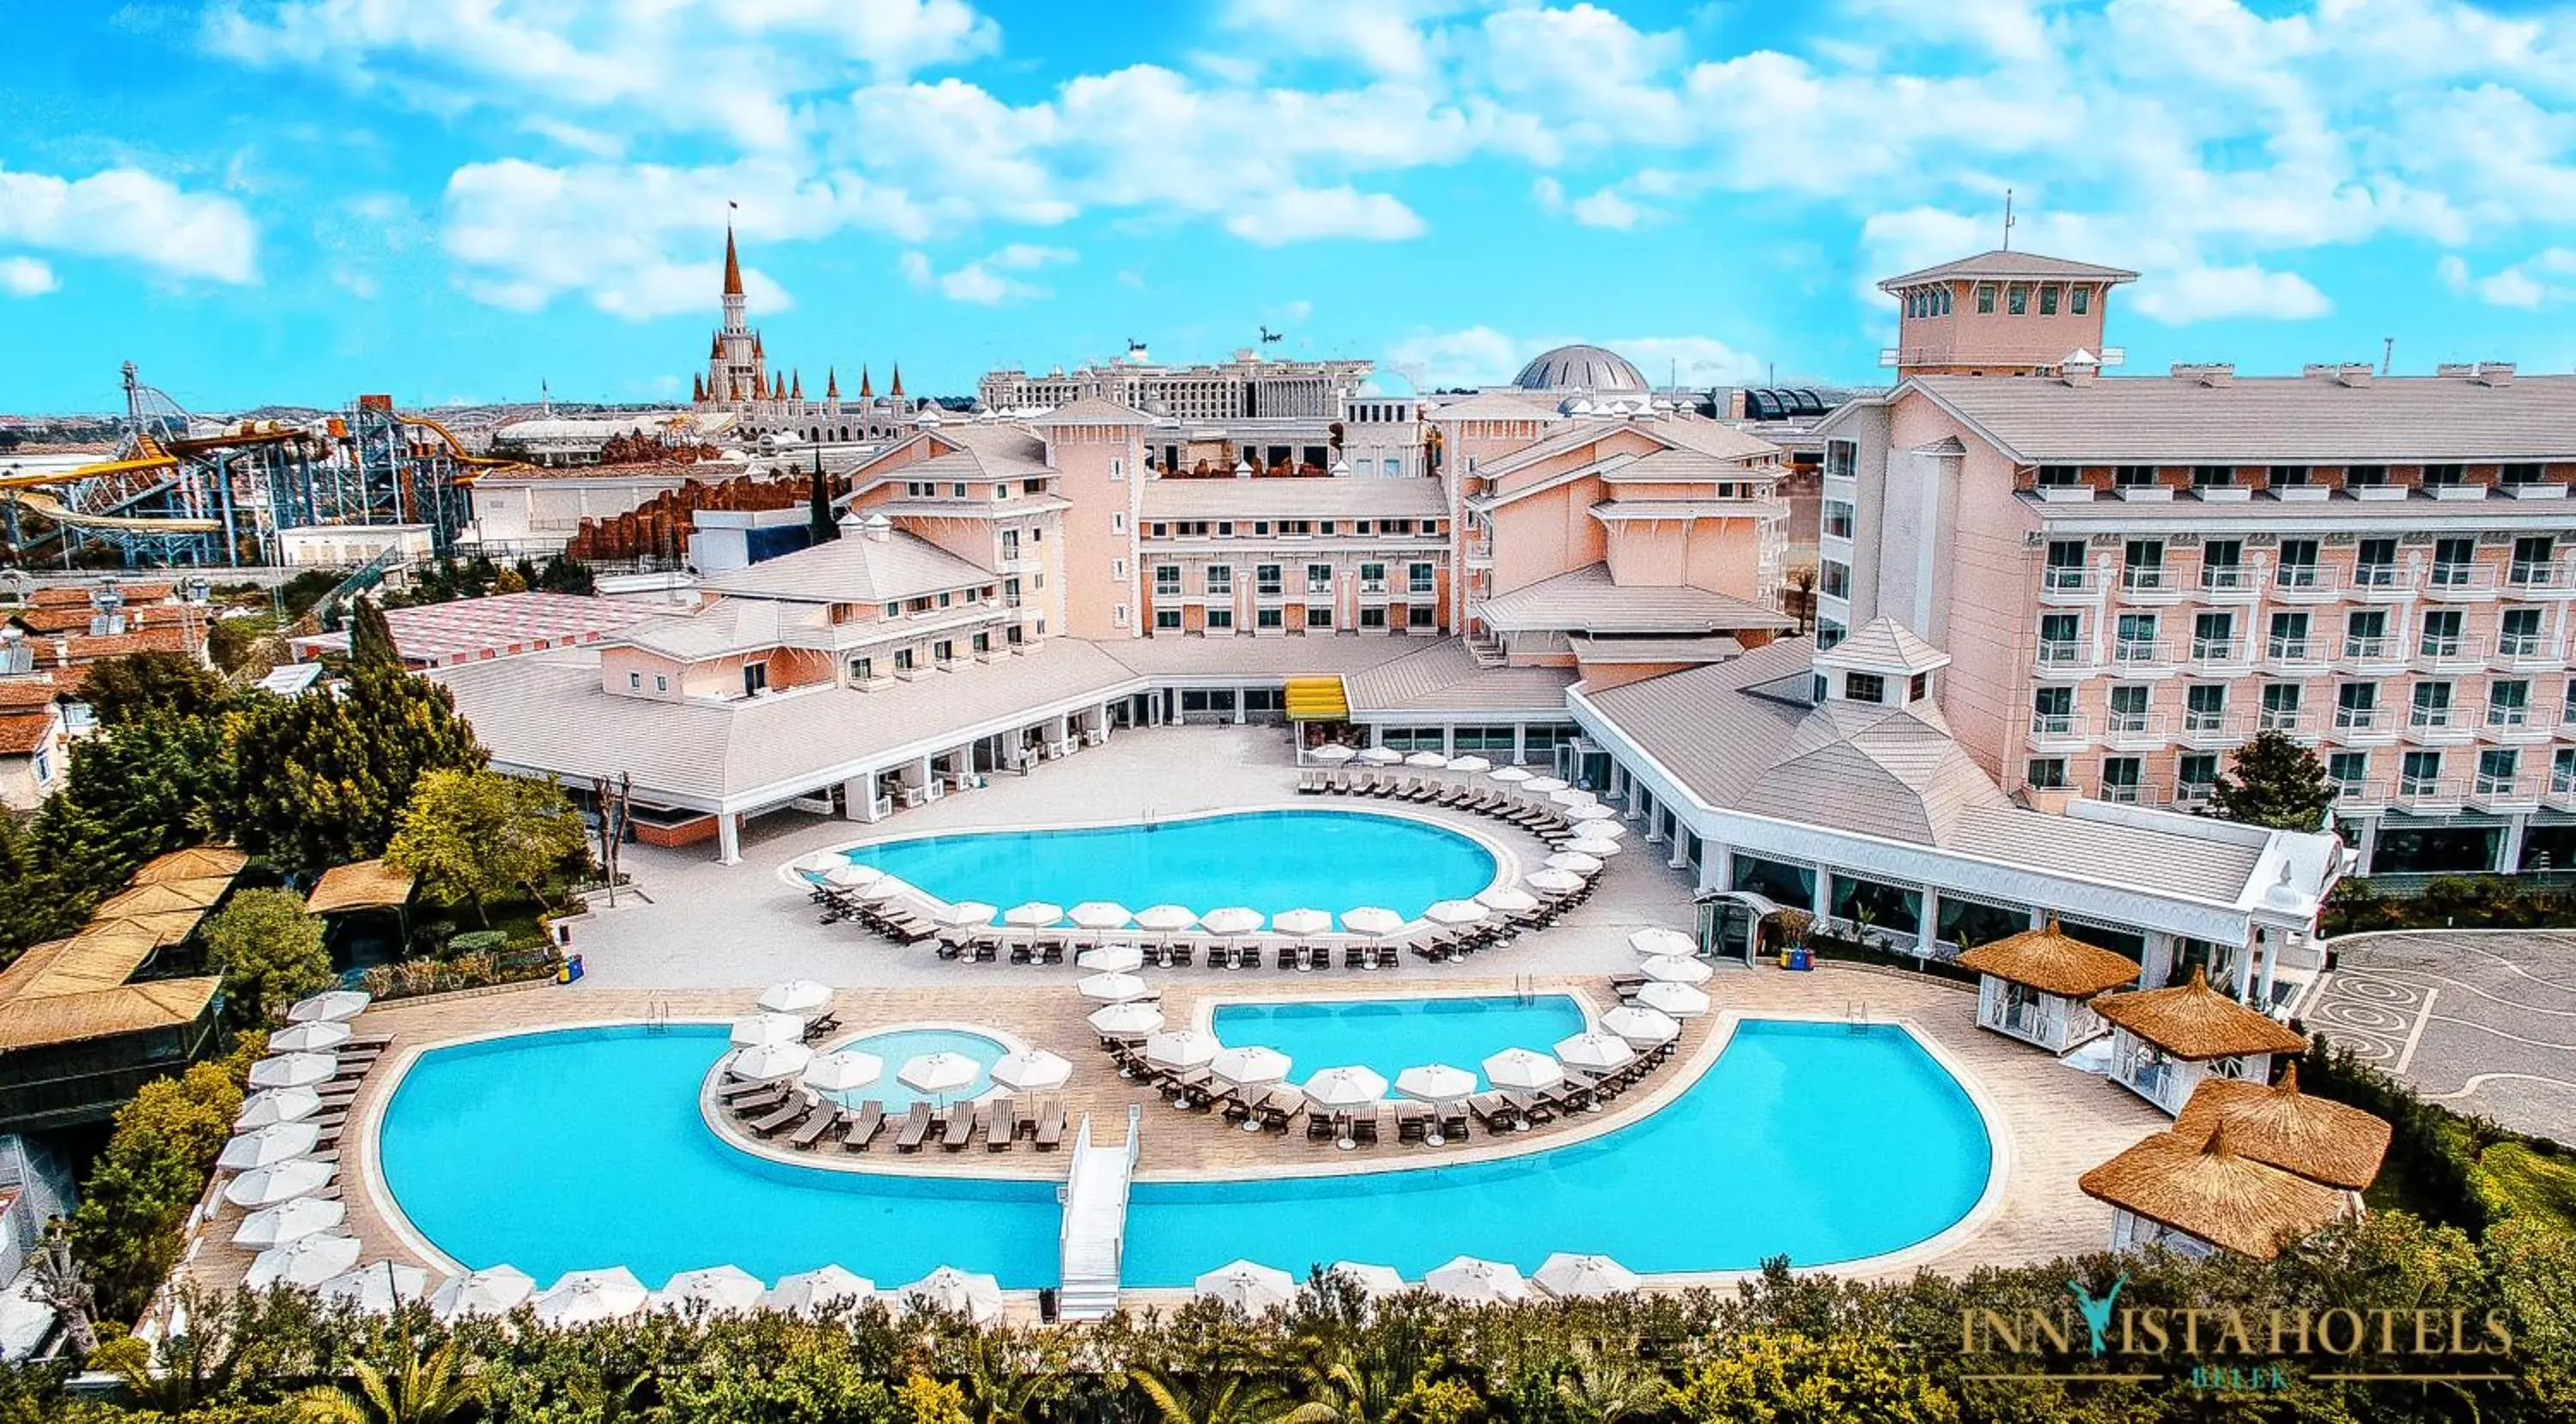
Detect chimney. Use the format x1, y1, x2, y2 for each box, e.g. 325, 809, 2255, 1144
2451, 360, 2518, 386
2060, 349, 2102, 387
2302, 362, 2373, 387
2169, 362, 2235, 387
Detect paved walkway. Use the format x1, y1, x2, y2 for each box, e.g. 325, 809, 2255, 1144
2309, 931, 2576, 1141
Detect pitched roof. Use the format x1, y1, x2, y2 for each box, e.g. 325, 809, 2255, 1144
1957, 919, 2143, 998
307, 859, 417, 915
1422, 391, 1566, 423
1815, 617, 1950, 674
2078, 1122, 2344, 1259
1878, 249, 2140, 289
1483, 563, 1794, 636
1139, 477, 1449, 521
1035, 397, 1153, 426
0, 706, 58, 755
1911, 373, 2576, 464
2093, 968, 2307, 1060
131, 847, 249, 885
2171, 1062, 2392, 1191
1566, 635, 1741, 665
1341, 640, 1577, 715
1734, 701, 2014, 846
0, 977, 222, 1054
617, 599, 799, 660
702, 528, 995, 605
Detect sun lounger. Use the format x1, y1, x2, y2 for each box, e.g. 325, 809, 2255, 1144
790, 1105, 845, 1149
894, 1102, 934, 1153
729, 1084, 793, 1117
1355, 1108, 1386, 1146
841, 1100, 887, 1150
1440, 1104, 1471, 1140
1034, 1099, 1066, 1149
1218, 1090, 1254, 1126
1308, 1111, 1338, 1142
750, 1094, 813, 1137
718, 1076, 786, 1101
1395, 1102, 1429, 1142
987, 1098, 1018, 1150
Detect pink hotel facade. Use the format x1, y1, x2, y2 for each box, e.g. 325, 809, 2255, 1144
1819, 252, 2576, 878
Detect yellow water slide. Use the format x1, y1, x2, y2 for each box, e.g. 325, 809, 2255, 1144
6, 486, 222, 533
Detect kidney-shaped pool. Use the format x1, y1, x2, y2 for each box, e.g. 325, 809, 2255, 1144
374, 1018, 1995, 1287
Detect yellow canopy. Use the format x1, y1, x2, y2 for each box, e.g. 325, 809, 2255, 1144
1285, 675, 1350, 721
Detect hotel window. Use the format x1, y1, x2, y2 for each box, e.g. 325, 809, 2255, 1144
2411, 681, 2455, 728
938, 591, 953, 608
2070, 286, 2091, 315
1112, 558, 1127, 580
953, 483, 969, 497
1825, 439, 1856, 479
1820, 559, 1851, 599
1408, 606, 1437, 629
2481, 749, 2521, 794
2422, 462, 2466, 490
2269, 465, 2310, 488
2099, 757, 2142, 800
1818, 619, 1846, 651
2178, 753, 2220, 797
934, 639, 955, 664
1153, 564, 1181, 595
2276, 539, 2319, 587
2512, 536, 2556, 585
1824, 499, 1855, 538
1306, 563, 1334, 594
1408, 562, 1435, 595
2185, 684, 2227, 732
2026, 758, 2068, 789
884, 601, 900, 618
2492, 680, 2531, 727
627, 672, 641, 690
1306, 606, 1334, 629
2038, 612, 2080, 664
2336, 682, 2378, 727
1207, 607, 1235, 630
1112, 513, 1127, 534
1254, 521, 1271, 536
2122, 539, 2166, 590
2108, 684, 2150, 733
2115, 612, 2159, 663
1110, 459, 1126, 481
2269, 611, 2309, 660
2355, 538, 2398, 587
895, 648, 915, 671
2558, 748, 2576, 794
1258, 608, 1284, 630
1256, 564, 1283, 595
2502, 608, 2544, 658
743, 662, 768, 696
1206, 564, 1233, 593
1218, 522, 1235, 537
2261, 682, 2303, 729
848, 656, 874, 682
1359, 563, 1388, 593
2007, 283, 2029, 314
2032, 686, 2073, 734
2111, 464, 2156, 489
2503, 462, 2546, 488
1113, 604, 1129, 628
2034, 465, 2080, 490
2202, 539, 2244, 588
655, 676, 668, 692
1147, 522, 1166, 538
2421, 609, 2464, 658
1844, 672, 1886, 704
2191, 612, 2235, 661
2038, 283, 2061, 315
2346, 463, 2389, 489
1976, 283, 1996, 313
2044, 539, 2087, 591
1359, 607, 1388, 630
1154, 609, 1182, 630
973, 633, 990, 653
2190, 464, 2233, 490
2327, 752, 2369, 796
2432, 538, 2476, 587
1321, 521, 1339, 536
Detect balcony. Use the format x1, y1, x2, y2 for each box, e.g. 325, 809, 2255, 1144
2509, 558, 2576, 599
2549, 769, 2576, 810
2096, 781, 2163, 806
2332, 779, 2387, 812
2111, 637, 2178, 676
2103, 713, 2172, 752
2034, 639, 2096, 679
2028, 712, 2088, 750
2256, 706, 2324, 744
2174, 781, 2220, 811
2330, 706, 2397, 746
2496, 633, 2567, 672
2352, 564, 2415, 603
2263, 635, 2327, 673
2339, 635, 2405, 673
2040, 565, 2103, 605
2472, 770, 2541, 812
2188, 636, 2251, 672
1463, 533, 1493, 569
2196, 564, 2263, 605
2415, 634, 2488, 673
2178, 709, 2239, 750
2488, 705, 2555, 744
2394, 773, 2466, 814
2117, 567, 2184, 606
2424, 563, 2500, 603
2271, 564, 2340, 603
2405, 706, 2475, 745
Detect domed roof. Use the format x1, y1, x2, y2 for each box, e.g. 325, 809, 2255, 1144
1513, 344, 1647, 394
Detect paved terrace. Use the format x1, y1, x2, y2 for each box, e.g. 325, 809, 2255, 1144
2308, 931, 2576, 1141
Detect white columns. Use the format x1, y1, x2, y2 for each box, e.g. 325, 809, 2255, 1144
715, 811, 742, 865
2500, 813, 2528, 873
841, 775, 879, 821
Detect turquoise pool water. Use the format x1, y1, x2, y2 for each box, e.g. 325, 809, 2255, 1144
1211, 995, 1589, 1089
815, 1028, 1006, 1111
836, 810, 1496, 921
377, 1020, 1991, 1287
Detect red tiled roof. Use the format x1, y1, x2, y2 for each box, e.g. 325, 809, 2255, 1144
11, 607, 94, 635
0, 681, 61, 709
0, 707, 61, 756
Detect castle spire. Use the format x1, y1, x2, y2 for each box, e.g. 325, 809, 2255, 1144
859, 365, 873, 399
722, 223, 744, 297
692, 373, 705, 402
825, 367, 839, 399
890, 362, 904, 399
791, 368, 803, 401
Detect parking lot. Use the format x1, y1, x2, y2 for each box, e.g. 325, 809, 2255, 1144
2307, 931, 2576, 1141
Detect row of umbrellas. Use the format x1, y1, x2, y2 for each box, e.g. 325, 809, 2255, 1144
728, 980, 1075, 1098
240, 1253, 1008, 1325
222, 988, 380, 1226
1197, 1253, 1641, 1311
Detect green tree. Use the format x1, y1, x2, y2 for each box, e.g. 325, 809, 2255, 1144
1551, 1341, 1663, 1424
2209, 727, 2336, 831
1668, 1332, 1956, 1424
67, 1044, 255, 1322
225, 669, 485, 874
808, 452, 841, 545
347, 599, 400, 671
294, 1340, 485, 1424
386, 768, 587, 924
535, 555, 597, 596
202, 888, 333, 1025
32, 710, 230, 873
1131, 1369, 1287, 1424
78, 651, 233, 726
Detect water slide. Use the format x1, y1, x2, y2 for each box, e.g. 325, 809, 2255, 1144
4, 485, 222, 534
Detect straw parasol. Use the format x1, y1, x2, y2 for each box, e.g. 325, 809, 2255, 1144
1145, 1029, 1220, 1070
1078, 945, 1145, 972
319, 1262, 431, 1316
1525, 869, 1584, 896
802, 1050, 884, 1093
2077, 1122, 2345, 1259
1078, 971, 1153, 1002
731, 1013, 805, 1049
1425, 1256, 1531, 1304
1533, 1253, 1640, 1299
1423, 899, 1487, 926
1601, 1005, 1681, 1048
223, 1158, 335, 1209
991, 1048, 1072, 1092
2172, 1062, 2393, 1190
248, 1053, 337, 1090
269, 1020, 350, 1054
1088, 1003, 1164, 1036
246, 1232, 361, 1290
231, 1196, 344, 1250
1634, 982, 1710, 1019
1956, 919, 2144, 999
1554, 1031, 1635, 1074
1641, 956, 1711, 984
219, 1122, 321, 1171
1068, 901, 1134, 931
1490, 766, 1534, 784
1448, 755, 1493, 774
1546, 851, 1603, 873
1195, 1259, 1298, 1314
896, 1267, 1005, 1324
2093, 969, 2307, 1061
758, 980, 834, 1015
935, 901, 999, 928
657, 1264, 768, 1315
730, 1041, 814, 1081
535, 1268, 651, 1326
286, 989, 371, 1024
1326, 1263, 1407, 1299
1003, 901, 1066, 929
1482, 1048, 1563, 1092
432, 1265, 537, 1322
236, 1086, 324, 1131
1628, 927, 1698, 958
767, 1266, 875, 1317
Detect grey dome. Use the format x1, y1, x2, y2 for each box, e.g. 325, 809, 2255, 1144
1512, 344, 1647, 394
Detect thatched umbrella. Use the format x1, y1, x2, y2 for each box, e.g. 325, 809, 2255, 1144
1957, 918, 2143, 999
2172, 1062, 2393, 1191
2093, 968, 2306, 1061
2076, 1121, 2344, 1259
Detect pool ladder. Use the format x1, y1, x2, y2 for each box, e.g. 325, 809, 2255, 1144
1846, 1000, 1870, 1031
645, 997, 672, 1034
1513, 975, 1536, 1006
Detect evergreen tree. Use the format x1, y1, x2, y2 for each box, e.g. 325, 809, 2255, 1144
347, 599, 400, 670
808, 449, 841, 545
79, 651, 233, 726
536, 554, 597, 596
2210, 727, 2336, 831
200, 888, 332, 1026
224, 671, 485, 874
32, 710, 230, 874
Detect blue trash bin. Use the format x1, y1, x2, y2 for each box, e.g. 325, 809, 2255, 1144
560, 952, 586, 983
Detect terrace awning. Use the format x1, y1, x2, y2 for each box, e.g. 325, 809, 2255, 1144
1285, 676, 1349, 721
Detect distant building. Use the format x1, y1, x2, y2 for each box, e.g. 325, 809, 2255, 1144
689, 227, 920, 444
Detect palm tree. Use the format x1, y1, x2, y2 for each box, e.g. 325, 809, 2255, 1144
1552, 1340, 1665, 1424
1276, 1337, 1401, 1424
957, 1336, 1061, 1424
1129, 1366, 1289, 1424
293, 1340, 484, 1424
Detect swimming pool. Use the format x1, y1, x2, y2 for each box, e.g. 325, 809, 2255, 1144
376, 1019, 1992, 1287
1211, 995, 1589, 1089
832, 809, 1498, 921
811, 1028, 1008, 1111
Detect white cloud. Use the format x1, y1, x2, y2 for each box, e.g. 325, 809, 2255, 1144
2132, 263, 2333, 323
900, 242, 1074, 305
0, 164, 258, 284
1217, 0, 1458, 78
1225, 187, 1425, 245
2440, 246, 2576, 308
1383, 326, 1765, 390
0, 257, 58, 297
1567, 187, 1643, 230
1383, 325, 1525, 389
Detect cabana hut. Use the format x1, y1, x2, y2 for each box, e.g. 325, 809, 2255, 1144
2171, 1062, 2392, 1202
306, 859, 420, 963
2079, 1121, 2346, 1260
2092, 968, 2306, 1116
1955, 917, 2142, 1052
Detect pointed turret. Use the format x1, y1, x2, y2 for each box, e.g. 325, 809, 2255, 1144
791, 369, 804, 401
826, 367, 839, 399
752, 332, 765, 359
691, 374, 705, 402
722, 223, 744, 297
890, 362, 905, 399
859, 365, 874, 399
709, 331, 722, 359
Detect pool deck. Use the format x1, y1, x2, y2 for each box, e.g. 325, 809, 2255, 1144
175, 726, 2171, 1307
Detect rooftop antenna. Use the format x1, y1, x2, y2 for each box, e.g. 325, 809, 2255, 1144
2002, 188, 2016, 252
2381, 336, 2395, 377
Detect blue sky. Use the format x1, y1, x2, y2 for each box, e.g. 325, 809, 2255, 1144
3, 0, 2574, 414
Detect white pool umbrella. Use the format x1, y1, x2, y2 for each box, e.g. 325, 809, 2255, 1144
1489, 766, 1534, 783
803, 1050, 884, 1093
935, 900, 999, 928
768, 1266, 875, 1317
246, 1232, 361, 1290
1088, 1003, 1164, 1036
758, 979, 833, 1015
1534, 1253, 1640, 1299
1327, 1263, 1407, 1299
1273, 908, 1334, 938
1304, 1065, 1388, 1108
1423, 899, 1488, 926
795, 851, 841, 873
1145, 1029, 1219, 1070
1195, 1260, 1297, 1313
223, 1157, 334, 1209
1135, 904, 1200, 934
431, 1265, 536, 1322
730, 1041, 814, 1082
1200, 907, 1264, 937
319, 1262, 430, 1315
1565, 836, 1623, 858
1394, 1063, 1477, 1103
1554, 1031, 1636, 1074
1523, 776, 1570, 794
1003, 901, 1065, 929
1342, 906, 1405, 939
824, 862, 887, 891
897, 1267, 1005, 1324
1641, 956, 1712, 984
658, 1264, 766, 1315
1404, 751, 1449, 769
231, 1196, 344, 1250
1476, 885, 1539, 914
1078, 944, 1145, 972
236, 1086, 324, 1131
535, 1268, 650, 1327
248, 1053, 337, 1090
1309, 744, 1357, 765
1546, 851, 1604, 873
219, 1121, 321, 1171
1629, 927, 1698, 959
268, 1020, 350, 1054
1210, 1046, 1291, 1088
990, 1049, 1072, 1092
1481, 1049, 1564, 1092
1078, 971, 1153, 1002
1425, 1256, 1531, 1305
1635, 982, 1710, 1019
1068, 901, 1134, 930
286, 989, 369, 1024
898, 1052, 981, 1096
1525, 869, 1583, 896
855, 874, 911, 902
1448, 755, 1493, 774
731, 1013, 805, 1048
1601, 1005, 1681, 1048
1569, 803, 1619, 823
1550, 788, 1598, 809
1579, 818, 1631, 839
1358, 746, 1404, 766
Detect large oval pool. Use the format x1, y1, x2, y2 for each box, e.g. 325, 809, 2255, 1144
831, 809, 1498, 921
375, 1019, 1993, 1287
